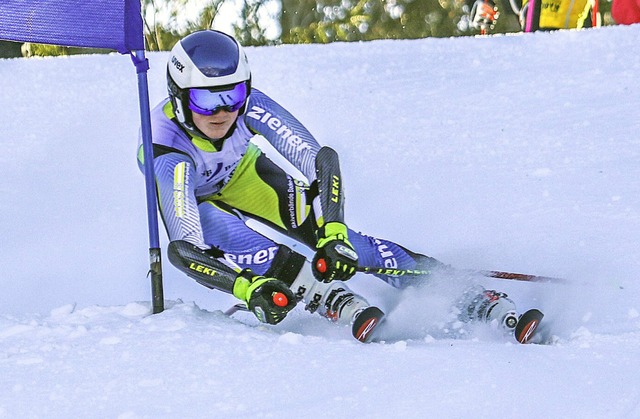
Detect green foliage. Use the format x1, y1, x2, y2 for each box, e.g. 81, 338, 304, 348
21, 43, 110, 57
280, 0, 617, 43
12, 0, 618, 57
0, 41, 23, 58
282, 0, 468, 43
142, 0, 223, 51
233, 0, 275, 46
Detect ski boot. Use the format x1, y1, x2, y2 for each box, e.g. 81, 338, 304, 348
457, 285, 519, 331
290, 263, 385, 343
456, 285, 546, 343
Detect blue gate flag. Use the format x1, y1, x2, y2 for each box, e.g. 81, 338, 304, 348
0, 0, 165, 313
0, 0, 144, 53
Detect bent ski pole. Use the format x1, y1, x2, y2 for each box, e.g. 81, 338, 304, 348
316, 257, 566, 283
344, 261, 565, 284
357, 266, 431, 276
315, 257, 431, 277
476, 270, 567, 284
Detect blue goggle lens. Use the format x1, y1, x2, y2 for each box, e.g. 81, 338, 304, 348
188, 83, 247, 115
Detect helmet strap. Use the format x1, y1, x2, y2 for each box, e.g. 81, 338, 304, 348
173, 96, 186, 124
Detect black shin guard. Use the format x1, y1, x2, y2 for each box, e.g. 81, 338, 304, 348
167, 240, 238, 292
263, 244, 307, 287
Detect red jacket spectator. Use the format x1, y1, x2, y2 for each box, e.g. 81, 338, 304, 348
612, 0, 640, 24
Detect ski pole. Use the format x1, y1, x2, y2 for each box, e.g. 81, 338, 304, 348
315, 258, 566, 284
372, 265, 567, 284
357, 265, 565, 283
476, 270, 567, 284
315, 258, 430, 278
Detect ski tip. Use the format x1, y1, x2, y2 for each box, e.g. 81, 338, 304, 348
352, 306, 385, 343
515, 309, 544, 344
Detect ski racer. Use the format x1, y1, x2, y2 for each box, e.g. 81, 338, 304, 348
137, 30, 520, 342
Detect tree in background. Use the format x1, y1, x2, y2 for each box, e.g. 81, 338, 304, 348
234, 0, 275, 46
281, 0, 468, 43
142, 0, 276, 49
0, 40, 23, 58
142, 0, 230, 51
281, 0, 323, 33
10, 0, 616, 57
21, 0, 228, 56
279, 0, 614, 42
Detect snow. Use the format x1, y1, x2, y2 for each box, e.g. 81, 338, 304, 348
1, 25, 640, 417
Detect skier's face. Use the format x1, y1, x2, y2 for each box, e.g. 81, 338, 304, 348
192, 109, 239, 140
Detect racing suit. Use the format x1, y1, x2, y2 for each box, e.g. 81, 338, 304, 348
137, 88, 438, 293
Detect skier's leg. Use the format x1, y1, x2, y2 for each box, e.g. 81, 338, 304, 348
288, 261, 369, 323
289, 261, 384, 342
198, 200, 308, 282
347, 231, 446, 288
199, 201, 383, 339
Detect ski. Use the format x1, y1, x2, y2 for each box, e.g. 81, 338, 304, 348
225, 303, 550, 345
352, 307, 385, 343
514, 308, 544, 344
225, 301, 385, 343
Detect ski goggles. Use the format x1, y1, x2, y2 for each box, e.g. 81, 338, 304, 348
188, 82, 247, 115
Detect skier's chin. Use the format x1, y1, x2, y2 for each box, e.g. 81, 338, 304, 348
192, 110, 239, 140
202, 123, 231, 139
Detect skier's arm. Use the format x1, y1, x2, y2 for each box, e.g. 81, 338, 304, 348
243, 91, 358, 282
243, 89, 321, 181
153, 151, 207, 247
167, 240, 296, 325
311, 147, 358, 282
153, 150, 246, 289
154, 151, 296, 323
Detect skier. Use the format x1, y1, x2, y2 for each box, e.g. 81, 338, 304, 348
137, 30, 520, 342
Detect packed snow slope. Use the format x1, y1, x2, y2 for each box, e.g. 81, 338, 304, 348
1, 25, 639, 418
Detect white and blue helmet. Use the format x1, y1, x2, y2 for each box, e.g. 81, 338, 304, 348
167, 30, 251, 138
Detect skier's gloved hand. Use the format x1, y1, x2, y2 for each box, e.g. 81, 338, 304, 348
469, 0, 499, 29
312, 222, 359, 283
233, 269, 296, 325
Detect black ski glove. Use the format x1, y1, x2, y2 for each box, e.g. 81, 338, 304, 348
312, 222, 359, 283
233, 269, 296, 325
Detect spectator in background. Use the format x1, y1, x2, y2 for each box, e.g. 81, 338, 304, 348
612, 0, 640, 24
468, 0, 600, 33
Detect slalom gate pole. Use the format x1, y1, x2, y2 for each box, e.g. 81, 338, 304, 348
132, 50, 164, 313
